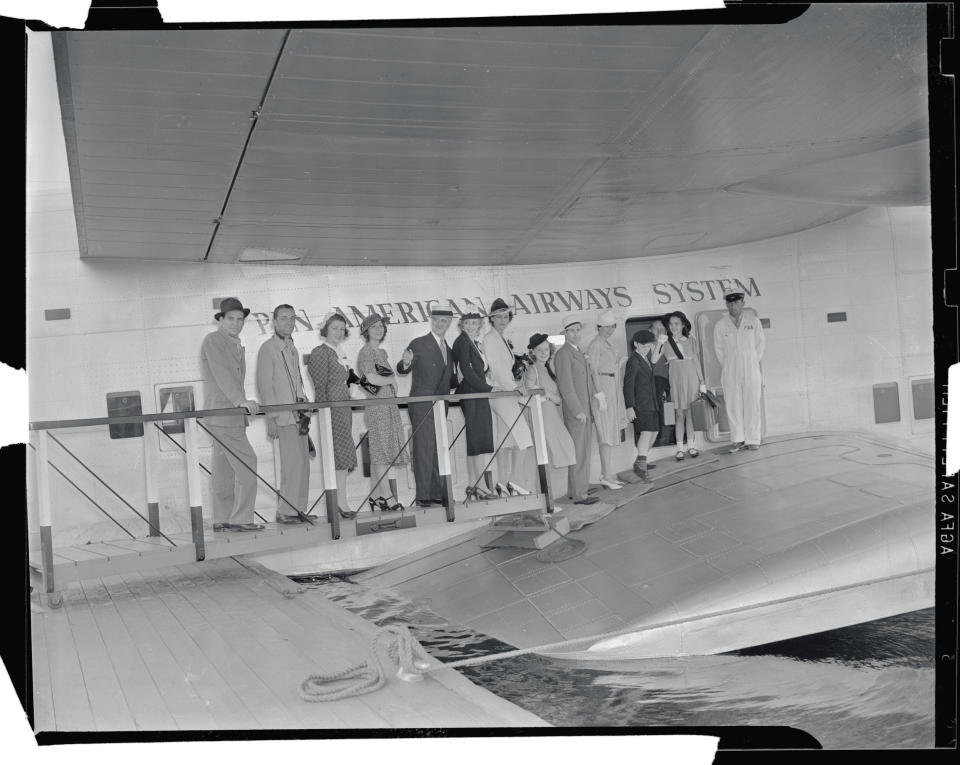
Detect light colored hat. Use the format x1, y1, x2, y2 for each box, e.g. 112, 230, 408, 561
359, 313, 386, 334
430, 306, 454, 317
597, 310, 616, 326
322, 309, 349, 324
722, 286, 745, 302
561, 314, 582, 331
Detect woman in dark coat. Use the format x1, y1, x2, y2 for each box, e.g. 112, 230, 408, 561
452, 312, 496, 499
623, 329, 661, 483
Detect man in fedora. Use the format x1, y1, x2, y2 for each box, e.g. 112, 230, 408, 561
397, 305, 458, 507
201, 297, 263, 531
713, 287, 765, 452
256, 304, 309, 524
553, 315, 599, 505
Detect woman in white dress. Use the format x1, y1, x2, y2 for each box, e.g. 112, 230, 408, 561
482, 297, 533, 496
585, 310, 627, 490
523, 334, 576, 470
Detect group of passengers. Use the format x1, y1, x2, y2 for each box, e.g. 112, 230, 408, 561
201, 288, 764, 532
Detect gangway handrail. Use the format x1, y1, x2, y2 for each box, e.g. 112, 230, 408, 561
28, 385, 554, 601
28, 390, 543, 432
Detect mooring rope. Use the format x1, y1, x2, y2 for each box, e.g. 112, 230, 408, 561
299, 624, 434, 702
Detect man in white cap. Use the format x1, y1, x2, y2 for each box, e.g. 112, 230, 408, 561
585, 310, 625, 490
397, 305, 458, 507
201, 297, 263, 531
713, 287, 765, 452
553, 315, 600, 505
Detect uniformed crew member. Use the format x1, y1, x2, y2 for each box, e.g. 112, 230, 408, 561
713, 287, 765, 452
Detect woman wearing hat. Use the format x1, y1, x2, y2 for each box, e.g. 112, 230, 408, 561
483, 298, 533, 496
356, 313, 409, 505
585, 310, 626, 490
308, 311, 359, 518
523, 334, 576, 471
657, 310, 708, 460
452, 312, 496, 499
623, 329, 661, 483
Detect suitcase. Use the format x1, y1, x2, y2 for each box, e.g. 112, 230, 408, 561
690, 395, 715, 432
663, 401, 676, 426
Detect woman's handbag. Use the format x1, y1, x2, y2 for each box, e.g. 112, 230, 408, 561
702, 389, 720, 409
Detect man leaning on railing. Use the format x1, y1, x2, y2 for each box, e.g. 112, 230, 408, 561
201, 297, 264, 532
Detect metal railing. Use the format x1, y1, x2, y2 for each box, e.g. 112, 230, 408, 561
28, 388, 553, 596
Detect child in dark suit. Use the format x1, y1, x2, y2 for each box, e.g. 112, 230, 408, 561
623, 329, 661, 483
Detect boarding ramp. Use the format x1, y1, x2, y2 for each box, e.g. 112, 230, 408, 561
28, 388, 558, 604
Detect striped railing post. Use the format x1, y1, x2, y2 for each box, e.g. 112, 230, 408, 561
142, 418, 160, 536
36, 430, 56, 594
183, 417, 205, 560
529, 394, 554, 513
271, 436, 282, 519
317, 407, 340, 539
433, 400, 455, 521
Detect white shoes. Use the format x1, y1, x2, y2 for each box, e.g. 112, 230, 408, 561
599, 476, 623, 490
507, 481, 531, 496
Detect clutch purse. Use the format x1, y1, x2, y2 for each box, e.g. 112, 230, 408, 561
374, 362, 395, 377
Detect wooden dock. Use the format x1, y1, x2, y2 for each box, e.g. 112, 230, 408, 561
29, 556, 549, 732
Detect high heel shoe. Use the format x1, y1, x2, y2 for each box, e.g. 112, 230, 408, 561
495, 482, 509, 498
507, 481, 531, 496
465, 486, 493, 502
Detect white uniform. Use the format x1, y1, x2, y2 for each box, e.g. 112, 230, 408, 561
713, 308, 765, 445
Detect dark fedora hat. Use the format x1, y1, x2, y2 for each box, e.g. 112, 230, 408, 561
214, 297, 250, 320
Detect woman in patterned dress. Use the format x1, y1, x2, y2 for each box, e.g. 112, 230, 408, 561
655, 310, 708, 460
585, 310, 627, 490
356, 313, 409, 505
523, 334, 576, 471
308, 311, 359, 518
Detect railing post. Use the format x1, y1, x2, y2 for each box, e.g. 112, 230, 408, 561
271, 436, 282, 519
183, 417, 205, 561
142, 418, 160, 536
318, 407, 340, 539
36, 430, 56, 595
433, 400, 455, 521
529, 394, 554, 513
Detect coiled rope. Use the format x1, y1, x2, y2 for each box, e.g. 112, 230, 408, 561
299, 624, 434, 702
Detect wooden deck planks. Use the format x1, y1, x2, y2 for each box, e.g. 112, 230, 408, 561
99, 575, 219, 731
39, 583, 96, 731
157, 563, 362, 729
139, 567, 295, 729
29, 607, 57, 732
78, 579, 180, 731
61, 582, 139, 731
116, 571, 262, 730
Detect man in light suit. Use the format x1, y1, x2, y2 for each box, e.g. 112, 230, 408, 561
256, 304, 309, 524
201, 297, 263, 531
397, 306, 458, 507
553, 315, 600, 505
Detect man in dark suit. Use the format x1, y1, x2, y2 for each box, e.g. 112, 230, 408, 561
397, 306, 458, 507
553, 315, 600, 505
